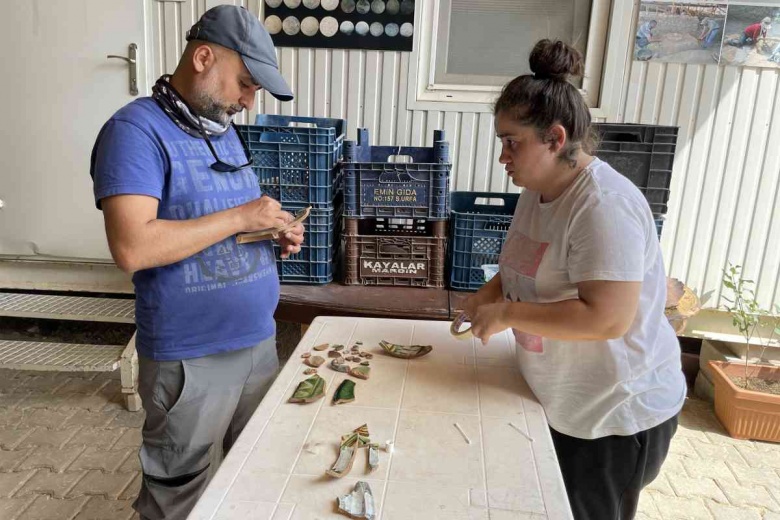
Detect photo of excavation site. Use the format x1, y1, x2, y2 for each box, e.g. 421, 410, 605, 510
635, 1, 727, 64
720, 3, 780, 68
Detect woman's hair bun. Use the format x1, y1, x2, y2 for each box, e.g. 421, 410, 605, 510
529, 39, 585, 82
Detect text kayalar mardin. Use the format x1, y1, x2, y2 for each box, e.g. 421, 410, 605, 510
362, 260, 427, 274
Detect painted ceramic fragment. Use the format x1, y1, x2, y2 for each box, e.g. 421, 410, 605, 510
367, 444, 379, 472
329, 444, 357, 477
305, 355, 325, 368
379, 340, 433, 359
331, 358, 350, 373
333, 379, 356, 405
349, 365, 370, 380
288, 375, 326, 403
337, 481, 376, 520
327, 424, 370, 477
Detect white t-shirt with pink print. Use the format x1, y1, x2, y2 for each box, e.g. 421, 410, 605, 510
498, 157, 686, 440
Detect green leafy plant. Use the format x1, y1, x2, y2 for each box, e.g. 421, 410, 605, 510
722, 263, 780, 389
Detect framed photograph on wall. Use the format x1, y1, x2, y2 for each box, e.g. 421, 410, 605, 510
263, 0, 415, 51
634, 1, 727, 64
720, 1, 780, 68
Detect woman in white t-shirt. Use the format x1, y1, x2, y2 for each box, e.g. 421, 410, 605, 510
462, 39, 687, 520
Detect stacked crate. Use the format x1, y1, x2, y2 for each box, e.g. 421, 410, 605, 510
590, 123, 677, 237
237, 115, 345, 284
448, 192, 518, 292
342, 129, 451, 288
449, 123, 679, 292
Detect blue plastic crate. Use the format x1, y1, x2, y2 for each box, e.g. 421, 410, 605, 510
449, 192, 518, 292
236, 115, 345, 205
593, 123, 677, 217
272, 201, 342, 285
448, 191, 666, 292
254, 114, 346, 167
343, 128, 451, 220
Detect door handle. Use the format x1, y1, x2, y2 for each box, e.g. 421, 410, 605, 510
107, 43, 138, 96
106, 55, 135, 64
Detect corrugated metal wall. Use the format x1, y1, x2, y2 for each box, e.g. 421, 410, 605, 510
622, 61, 780, 311
152, 0, 780, 310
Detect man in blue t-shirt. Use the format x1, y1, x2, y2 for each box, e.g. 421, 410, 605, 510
636, 20, 659, 49
90, 6, 302, 519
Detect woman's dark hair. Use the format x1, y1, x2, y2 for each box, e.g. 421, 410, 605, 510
494, 39, 595, 167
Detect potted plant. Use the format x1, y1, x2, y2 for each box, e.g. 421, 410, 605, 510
709, 263, 780, 441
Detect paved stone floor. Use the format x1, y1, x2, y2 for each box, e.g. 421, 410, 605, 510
0, 365, 779, 519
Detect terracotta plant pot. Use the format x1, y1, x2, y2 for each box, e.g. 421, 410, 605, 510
709, 360, 780, 442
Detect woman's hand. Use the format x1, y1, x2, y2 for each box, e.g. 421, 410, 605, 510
461, 292, 489, 322
470, 302, 512, 345
458, 273, 504, 320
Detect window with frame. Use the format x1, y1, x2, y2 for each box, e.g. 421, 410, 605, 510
408, 0, 613, 113
435, 0, 592, 88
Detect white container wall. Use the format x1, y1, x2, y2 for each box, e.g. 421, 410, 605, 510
152, 0, 780, 310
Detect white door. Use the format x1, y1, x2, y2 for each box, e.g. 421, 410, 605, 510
0, 1, 149, 260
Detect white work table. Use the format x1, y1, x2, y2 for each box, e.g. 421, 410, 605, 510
189, 316, 573, 520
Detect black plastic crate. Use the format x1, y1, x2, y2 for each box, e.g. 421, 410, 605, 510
448, 191, 666, 292
273, 200, 342, 285
448, 192, 518, 292
343, 217, 447, 288
343, 128, 451, 220
593, 123, 677, 217
236, 115, 345, 205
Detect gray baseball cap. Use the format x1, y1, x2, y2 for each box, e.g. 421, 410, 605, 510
186, 5, 293, 101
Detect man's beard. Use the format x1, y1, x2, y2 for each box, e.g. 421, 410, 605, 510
191, 78, 242, 126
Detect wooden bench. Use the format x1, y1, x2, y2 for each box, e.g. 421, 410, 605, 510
276, 284, 469, 326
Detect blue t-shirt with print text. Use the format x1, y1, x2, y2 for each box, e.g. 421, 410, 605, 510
90, 97, 279, 361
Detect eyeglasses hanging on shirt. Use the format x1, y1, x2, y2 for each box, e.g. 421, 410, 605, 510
151, 75, 254, 173
201, 123, 253, 173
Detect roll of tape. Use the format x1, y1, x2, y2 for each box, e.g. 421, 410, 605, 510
450, 312, 472, 339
